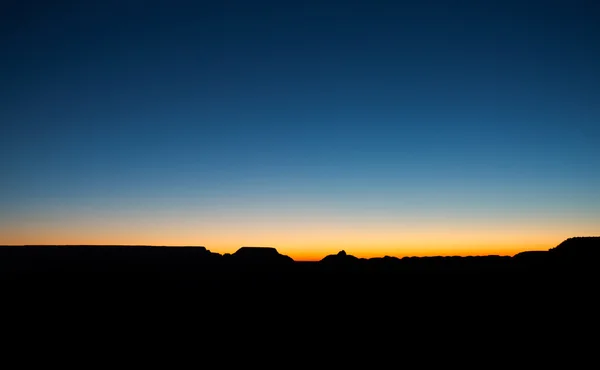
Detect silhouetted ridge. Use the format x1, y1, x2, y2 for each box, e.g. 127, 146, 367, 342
549, 237, 600, 257
1, 236, 599, 280
320, 250, 361, 264
0, 245, 224, 276
512, 250, 552, 267
231, 246, 294, 264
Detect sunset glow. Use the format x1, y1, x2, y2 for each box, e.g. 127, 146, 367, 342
2, 1, 598, 260
2, 195, 597, 260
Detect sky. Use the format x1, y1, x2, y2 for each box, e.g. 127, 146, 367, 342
1, 0, 599, 260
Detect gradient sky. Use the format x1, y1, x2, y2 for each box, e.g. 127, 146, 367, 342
1, 0, 599, 260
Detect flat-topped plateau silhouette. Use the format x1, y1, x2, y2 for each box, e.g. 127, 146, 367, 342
1, 237, 598, 279
2, 237, 597, 343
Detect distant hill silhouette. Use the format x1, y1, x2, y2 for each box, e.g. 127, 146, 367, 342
320, 250, 360, 263
549, 236, 600, 257
2, 237, 597, 343
230, 246, 294, 264
1, 237, 597, 279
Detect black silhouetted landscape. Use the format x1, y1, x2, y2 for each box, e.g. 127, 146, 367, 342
2, 237, 598, 289
2, 237, 598, 349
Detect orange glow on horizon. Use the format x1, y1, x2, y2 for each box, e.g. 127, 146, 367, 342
2, 206, 597, 261
0, 241, 558, 261
0, 229, 580, 261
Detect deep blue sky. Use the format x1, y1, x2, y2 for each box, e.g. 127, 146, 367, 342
1, 0, 598, 256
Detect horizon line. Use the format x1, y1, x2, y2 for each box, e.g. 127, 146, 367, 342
4, 237, 597, 261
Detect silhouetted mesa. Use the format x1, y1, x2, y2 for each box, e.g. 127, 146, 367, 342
230, 246, 294, 264
549, 236, 600, 258
0, 237, 598, 282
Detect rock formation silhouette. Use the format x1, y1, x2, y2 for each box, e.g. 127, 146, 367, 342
231, 246, 294, 264
0, 237, 598, 279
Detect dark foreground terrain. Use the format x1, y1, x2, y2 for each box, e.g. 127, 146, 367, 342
1, 237, 598, 358
2, 236, 598, 277
2, 237, 598, 300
